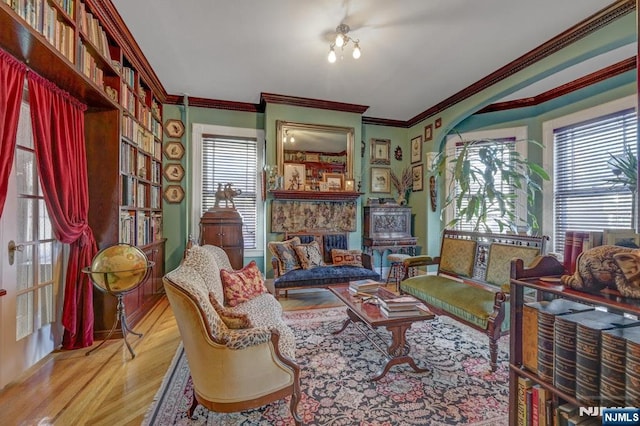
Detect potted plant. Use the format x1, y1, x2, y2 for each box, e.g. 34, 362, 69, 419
607, 143, 637, 227
434, 136, 549, 233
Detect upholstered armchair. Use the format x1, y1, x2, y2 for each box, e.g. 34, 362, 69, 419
164, 258, 301, 424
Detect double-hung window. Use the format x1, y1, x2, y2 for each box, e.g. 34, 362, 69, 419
543, 95, 637, 253
192, 124, 264, 255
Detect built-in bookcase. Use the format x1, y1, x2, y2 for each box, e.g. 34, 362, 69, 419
0, 0, 166, 338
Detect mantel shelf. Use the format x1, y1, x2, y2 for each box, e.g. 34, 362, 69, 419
270, 190, 362, 201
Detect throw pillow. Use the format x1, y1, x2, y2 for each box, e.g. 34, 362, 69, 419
331, 248, 363, 267
220, 260, 268, 307
294, 240, 325, 269
209, 292, 253, 329
267, 237, 302, 274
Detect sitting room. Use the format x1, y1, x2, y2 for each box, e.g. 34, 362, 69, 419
0, 1, 638, 425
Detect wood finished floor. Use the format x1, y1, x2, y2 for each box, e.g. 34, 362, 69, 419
0, 288, 343, 425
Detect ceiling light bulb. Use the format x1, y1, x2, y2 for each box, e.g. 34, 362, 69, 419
328, 48, 337, 63
335, 33, 345, 47
290, 136, 295, 143
352, 43, 361, 59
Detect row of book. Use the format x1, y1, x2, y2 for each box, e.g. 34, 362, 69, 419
78, 1, 110, 60
119, 211, 162, 246
562, 231, 603, 274
517, 377, 601, 426
522, 298, 640, 408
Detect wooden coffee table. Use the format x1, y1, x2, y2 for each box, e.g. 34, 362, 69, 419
329, 286, 435, 381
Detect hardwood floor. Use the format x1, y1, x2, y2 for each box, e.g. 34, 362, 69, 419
0, 288, 342, 425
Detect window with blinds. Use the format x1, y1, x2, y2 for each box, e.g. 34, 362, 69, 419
201, 135, 258, 249
450, 137, 517, 232
553, 108, 637, 252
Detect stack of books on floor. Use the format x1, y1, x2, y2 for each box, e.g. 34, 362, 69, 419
376, 287, 425, 317
348, 279, 382, 295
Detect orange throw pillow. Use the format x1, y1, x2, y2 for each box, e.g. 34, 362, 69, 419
331, 249, 363, 267
220, 260, 268, 307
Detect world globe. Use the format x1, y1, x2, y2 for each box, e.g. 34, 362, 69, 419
89, 244, 150, 293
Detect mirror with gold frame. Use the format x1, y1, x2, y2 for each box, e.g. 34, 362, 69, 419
276, 121, 354, 190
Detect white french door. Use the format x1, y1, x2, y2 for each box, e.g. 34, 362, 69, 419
0, 100, 64, 390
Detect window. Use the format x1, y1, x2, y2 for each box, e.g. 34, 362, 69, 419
444, 127, 527, 232
551, 106, 637, 253
192, 124, 264, 255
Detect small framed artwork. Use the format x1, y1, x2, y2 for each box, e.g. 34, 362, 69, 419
435, 117, 442, 128
164, 185, 185, 203
424, 124, 433, 142
370, 138, 391, 165
344, 179, 355, 192
164, 141, 185, 160
164, 163, 185, 182
164, 119, 185, 138
410, 135, 422, 163
603, 228, 640, 247
412, 164, 424, 191
319, 182, 329, 191
324, 173, 343, 191
370, 167, 391, 193
305, 152, 320, 162
283, 163, 305, 191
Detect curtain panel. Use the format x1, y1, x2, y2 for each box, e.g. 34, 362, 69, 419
0, 49, 27, 216
28, 73, 98, 349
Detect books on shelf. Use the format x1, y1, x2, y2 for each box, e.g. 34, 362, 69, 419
523, 301, 547, 374
601, 326, 640, 407
348, 279, 381, 295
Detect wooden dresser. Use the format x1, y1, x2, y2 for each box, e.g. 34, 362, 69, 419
363, 205, 418, 273
200, 208, 244, 269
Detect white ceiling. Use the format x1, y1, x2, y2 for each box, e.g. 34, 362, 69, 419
111, 0, 631, 121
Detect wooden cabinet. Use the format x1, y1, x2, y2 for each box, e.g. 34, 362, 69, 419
0, 1, 166, 338
363, 205, 417, 248
509, 257, 640, 425
200, 208, 244, 269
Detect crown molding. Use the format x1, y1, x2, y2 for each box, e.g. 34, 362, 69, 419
361, 117, 408, 128
405, 0, 635, 127
164, 95, 262, 112
476, 57, 636, 114
260, 93, 369, 114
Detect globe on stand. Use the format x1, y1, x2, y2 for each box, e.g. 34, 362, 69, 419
83, 244, 154, 358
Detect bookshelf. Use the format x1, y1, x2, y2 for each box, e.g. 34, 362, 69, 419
509, 258, 640, 425
0, 0, 166, 338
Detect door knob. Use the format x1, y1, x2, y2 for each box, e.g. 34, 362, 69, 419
8, 240, 24, 266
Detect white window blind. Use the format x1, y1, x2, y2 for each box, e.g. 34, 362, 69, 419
553, 108, 637, 251
201, 135, 258, 249
451, 137, 517, 232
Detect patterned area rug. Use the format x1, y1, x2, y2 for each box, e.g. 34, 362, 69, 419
144, 307, 509, 425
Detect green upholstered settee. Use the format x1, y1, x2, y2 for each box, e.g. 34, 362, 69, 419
400, 230, 548, 372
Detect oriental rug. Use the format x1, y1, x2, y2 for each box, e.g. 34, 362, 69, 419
144, 307, 509, 425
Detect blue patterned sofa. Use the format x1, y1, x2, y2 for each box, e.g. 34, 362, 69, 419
270, 231, 380, 299
400, 230, 551, 371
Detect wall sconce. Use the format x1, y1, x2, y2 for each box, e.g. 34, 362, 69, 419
328, 24, 361, 63
283, 130, 295, 143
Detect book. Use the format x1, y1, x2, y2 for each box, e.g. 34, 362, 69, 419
523, 301, 548, 374
557, 403, 578, 426
581, 231, 603, 251
379, 306, 425, 318
517, 376, 533, 426
537, 386, 551, 426
531, 385, 539, 426
536, 299, 593, 383
600, 327, 637, 407
375, 287, 420, 308
563, 231, 574, 273
626, 329, 640, 406
348, 279, 381, 295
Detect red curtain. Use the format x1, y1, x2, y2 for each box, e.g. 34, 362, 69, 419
28, 73, 98, 349
0, 49, 27, 216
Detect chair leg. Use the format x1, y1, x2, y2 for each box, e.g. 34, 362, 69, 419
188, 387, 199, 419
290, 386, 302, 426
488, 337, 498, 372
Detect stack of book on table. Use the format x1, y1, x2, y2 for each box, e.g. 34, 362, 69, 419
376, 287, 426, 317
348, 279, 382, 295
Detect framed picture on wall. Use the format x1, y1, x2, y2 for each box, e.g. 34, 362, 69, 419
412, 164, 424, 191
370, 167, 391, 193
424, 124, 433, 141
411, 135, 422, 163
370, 138, 391, 165
283, 163, 305, 191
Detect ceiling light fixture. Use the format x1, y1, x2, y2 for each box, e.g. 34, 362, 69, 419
328, 24, 361, 63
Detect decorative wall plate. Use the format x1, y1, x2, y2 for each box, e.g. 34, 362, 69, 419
164, 185, 185, 203
164, 119, 185, 138
164, 163, 185, 182
164, 141, 185, 160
